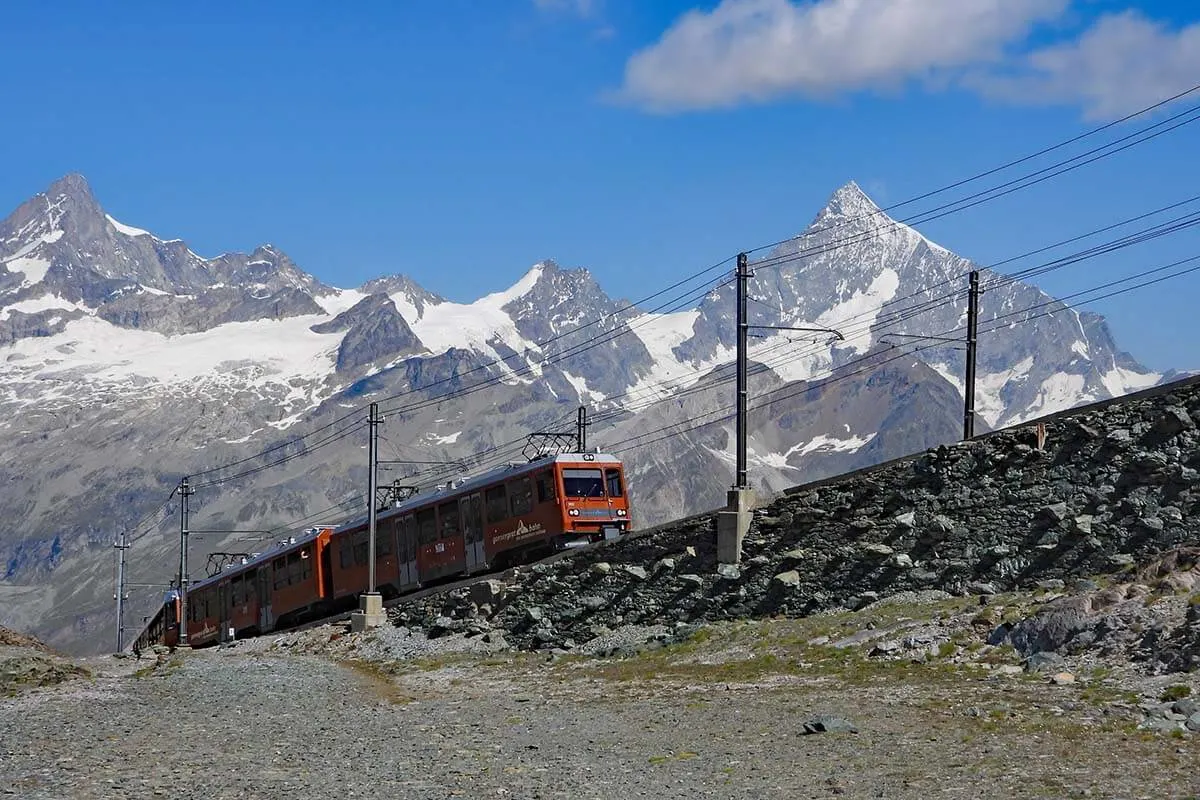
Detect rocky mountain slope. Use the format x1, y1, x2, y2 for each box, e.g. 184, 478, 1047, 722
390, 375, 1200, 668
0, 174, 1164, 654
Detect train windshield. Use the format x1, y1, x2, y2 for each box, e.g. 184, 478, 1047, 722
562, 468, 605, 498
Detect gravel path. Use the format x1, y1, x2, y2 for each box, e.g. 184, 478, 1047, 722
2, 634, 1198, 800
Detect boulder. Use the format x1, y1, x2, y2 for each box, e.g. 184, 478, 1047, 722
773, 570, 801, 588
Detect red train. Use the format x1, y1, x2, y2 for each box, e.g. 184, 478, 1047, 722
134, 452, 631, 650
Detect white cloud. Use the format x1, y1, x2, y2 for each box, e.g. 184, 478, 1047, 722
617, 0, 1068, 112
974, 11, 1200, 121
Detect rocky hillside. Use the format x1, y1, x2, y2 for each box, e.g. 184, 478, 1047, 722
388, 374, 1200, 682
0, 626, 87, 697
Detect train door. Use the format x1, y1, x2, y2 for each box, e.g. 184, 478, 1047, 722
462, 493, 485, 572
258, 567, 274, 632
398, 515, 418, 589
320, 542, 333, 599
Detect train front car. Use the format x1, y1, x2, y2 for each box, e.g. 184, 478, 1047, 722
554, 453, 631, 547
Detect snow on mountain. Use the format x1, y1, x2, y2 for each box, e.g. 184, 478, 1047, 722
408, 265, 545, 375
0, 174, 1164, 435
105, 214, 152, 238
0, 313, 339, 406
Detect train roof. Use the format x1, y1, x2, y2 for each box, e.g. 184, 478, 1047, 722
183, 452, 623, 592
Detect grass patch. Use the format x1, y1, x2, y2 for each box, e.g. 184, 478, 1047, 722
340, 659, 417, 705
132, 654, 183, 679
1160, 685, 1192, 702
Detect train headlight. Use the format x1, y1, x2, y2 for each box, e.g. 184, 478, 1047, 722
568, 508, 580, 516
616, 509, 626, 516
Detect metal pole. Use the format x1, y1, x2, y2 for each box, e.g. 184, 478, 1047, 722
114, 529, 128, 653
178, 476, 193, 645
367, 402, 380, 594
735, 252, 749, 489
576, 406, 587, 453
964, 270, 980, 440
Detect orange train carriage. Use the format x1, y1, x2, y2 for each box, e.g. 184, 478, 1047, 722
135, 453, 632, 648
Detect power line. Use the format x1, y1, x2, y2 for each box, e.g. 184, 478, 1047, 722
742, 82, 1200, 258
375, 274, 735, 419
392, 199, 1200, 482
191, 417, 365, 490
595, 242, 1200, 461
323, 89, 1200, 457
581, 197, 1200, 430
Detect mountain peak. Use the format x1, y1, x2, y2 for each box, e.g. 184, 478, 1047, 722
46, 173, 95, 201
822, 181, 883, 220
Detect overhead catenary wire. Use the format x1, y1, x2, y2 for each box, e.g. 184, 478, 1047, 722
497, 90, 1200, 421
741, 81, 1200, 258
405, 192, 1200, 485
374, 274, 737, 420
589, 236, 1200, 460
582, 197, 1200, 427
749, 95, 1200, 278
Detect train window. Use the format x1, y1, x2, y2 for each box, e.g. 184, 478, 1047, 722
438, 501, 461, 538
536, 472, 556, 503
230, 577, 241, 606
287, 552, 302, 585
353, 531, 368, 566
273, 558, 287, 589
510, 476, 533, 516
563, 468, 604, 498
417, 507, 437, 545
484, 485, 508, 524
300, 549, 312, 580
340, 538, 353, 569
606, 468, 624, 498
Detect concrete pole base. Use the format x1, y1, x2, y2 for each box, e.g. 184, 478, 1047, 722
350, 592, 386, 633
717, 488, 756, 565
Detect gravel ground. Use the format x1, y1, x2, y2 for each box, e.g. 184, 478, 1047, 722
2, 616, 1199, 800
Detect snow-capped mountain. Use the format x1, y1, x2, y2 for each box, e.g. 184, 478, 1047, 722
0, 174, 1162, 654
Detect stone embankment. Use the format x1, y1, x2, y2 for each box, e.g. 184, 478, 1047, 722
389, 378, 1200, 672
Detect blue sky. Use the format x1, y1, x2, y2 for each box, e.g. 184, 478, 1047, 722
2, 0, 1199, 369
